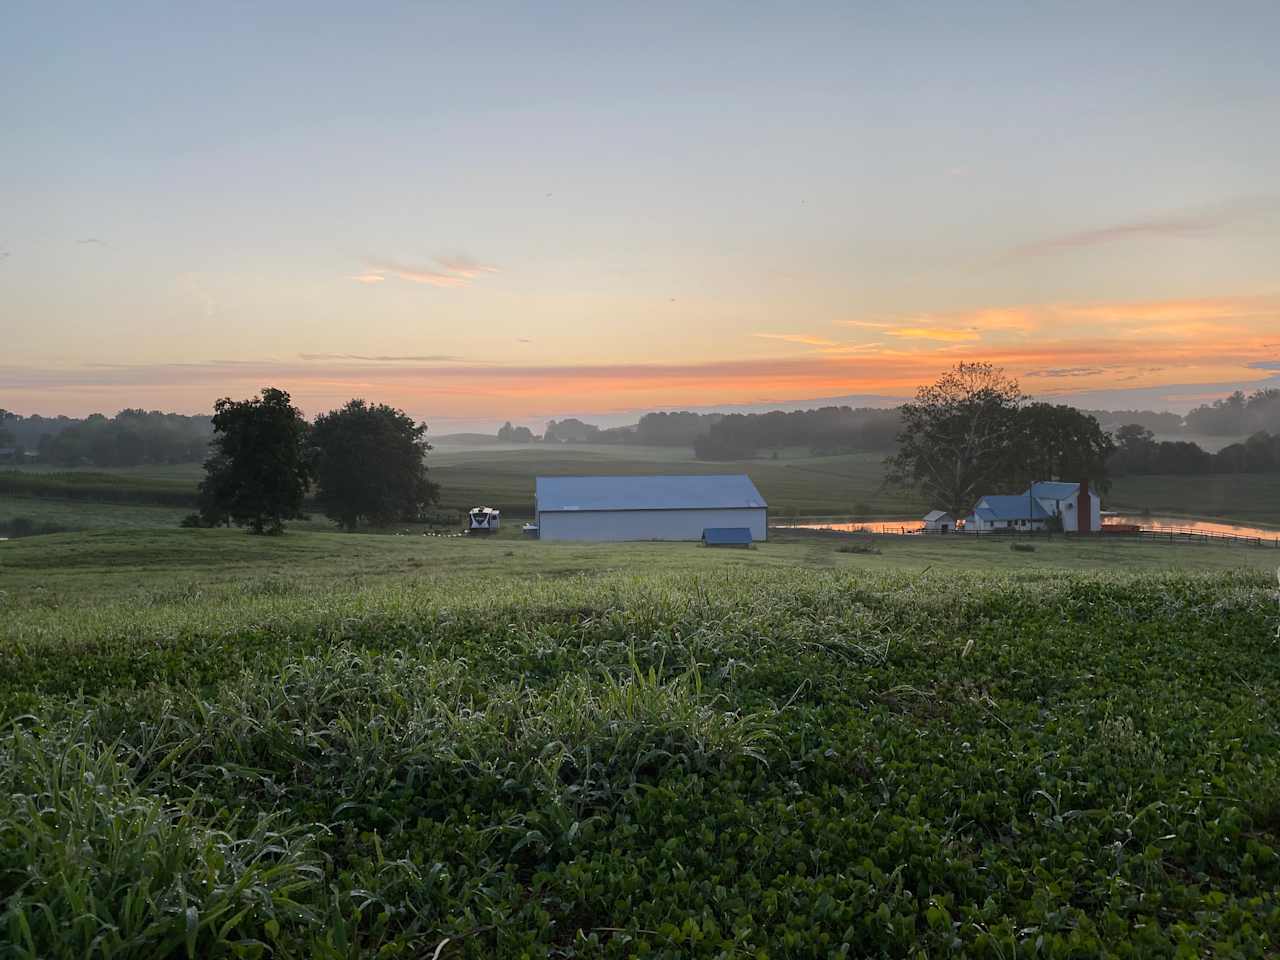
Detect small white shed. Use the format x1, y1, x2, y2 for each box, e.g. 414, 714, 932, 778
923, 510, 954, 533
534, 474, 767, 542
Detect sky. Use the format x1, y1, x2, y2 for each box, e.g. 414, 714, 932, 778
3, 1, 1279, 430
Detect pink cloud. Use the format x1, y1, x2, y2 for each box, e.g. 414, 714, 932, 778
358, 255, 500, 288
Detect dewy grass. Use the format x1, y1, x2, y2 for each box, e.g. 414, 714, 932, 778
0, 553, 1278, 956
0, 728, 324, 959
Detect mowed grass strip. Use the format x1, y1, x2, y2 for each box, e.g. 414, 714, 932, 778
0, 531, 1278, 956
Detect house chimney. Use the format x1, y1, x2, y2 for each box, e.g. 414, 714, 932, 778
1078, 478, 1091, 533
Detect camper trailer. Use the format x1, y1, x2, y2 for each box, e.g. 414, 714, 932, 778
467, 507, 501, 534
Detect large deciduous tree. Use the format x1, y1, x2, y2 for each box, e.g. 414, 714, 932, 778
311, 400, 439, 531
885, 363, 1025, 516
1011, 403, 1115, 491
198, 387, 312, 534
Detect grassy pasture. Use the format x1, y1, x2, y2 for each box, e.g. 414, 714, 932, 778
1, 445, 921, 522
1106, 472, 1280, 525
0, 529, 1278, 956
4, 443, 1278, 533
3, 527, 1279, 611
0, 494, 189, 531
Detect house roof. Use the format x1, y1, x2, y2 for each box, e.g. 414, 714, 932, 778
702, 527, 753, 545
1027, 480, 1083, 500
923, 510, 952, 522
975, 495, 1052, 520
536, 474, 767, 512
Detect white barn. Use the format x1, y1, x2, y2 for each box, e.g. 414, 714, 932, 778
922, 510, 955, 533
534, 474, 768, 542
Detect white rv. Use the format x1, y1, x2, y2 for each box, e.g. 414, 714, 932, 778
467, 507, 501, 534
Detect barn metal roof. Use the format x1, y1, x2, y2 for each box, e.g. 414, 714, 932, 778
923, 510, 952, 521
975, 495, 1052, 520
1027, 481, 1083, 500
536, 474, 767, 512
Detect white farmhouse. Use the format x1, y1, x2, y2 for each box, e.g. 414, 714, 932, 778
534, 474, 767, 542
1026, 480, 1100, 533
965, 480, 1101, 533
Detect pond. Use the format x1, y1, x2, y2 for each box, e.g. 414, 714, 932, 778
784, 515, 1280, 541
784, 519, 923, 534
1103, 515, 1280, 541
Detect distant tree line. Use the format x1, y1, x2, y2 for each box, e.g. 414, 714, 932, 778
618, 411, 724, 445
497, 408, 898, 458
1182, 389, 1280, 436
0, 409, 211, 466
196, 389, 439, 534
497, 421, 536, 443
1109, 425, 1280, 476
1081, 408, 1184, 434
694, 407, 902, 460
498, 412, 724, 446
1074, 390, 1280, 438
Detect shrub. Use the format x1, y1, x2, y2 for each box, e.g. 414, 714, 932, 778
837, 539, 881, 554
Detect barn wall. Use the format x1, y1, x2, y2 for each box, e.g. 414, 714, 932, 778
536, 508, 767, 542
1043, 492, 1101, 532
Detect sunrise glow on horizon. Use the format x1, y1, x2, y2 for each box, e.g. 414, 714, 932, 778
4, 3, 1279, 428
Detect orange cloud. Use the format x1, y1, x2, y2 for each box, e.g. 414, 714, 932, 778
887, 327, 981, 342
752, 333, 842, 347
1060, 295, 1278, 323
842, 307, 1038, 340
7, 293, 1277, 421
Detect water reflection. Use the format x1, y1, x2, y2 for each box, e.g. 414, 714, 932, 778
787, 519, 922, 534
1103, 515, 1280, 540
786, 515, 1280, 541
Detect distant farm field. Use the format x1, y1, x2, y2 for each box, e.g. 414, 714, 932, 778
429, 444, 925, 517
1106, 472, 1280, 525
0, 529, 1277, 956
0, 494, 188, 531
5, 443, 1278, 533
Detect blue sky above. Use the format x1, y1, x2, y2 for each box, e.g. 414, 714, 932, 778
3, 1, 1278, 426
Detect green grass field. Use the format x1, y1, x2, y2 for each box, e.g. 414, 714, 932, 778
3, 527, 1279, 609
5, 443, 1278, 536
1107, 473, 1280, 525
0, 495, 189, 531
1, 528, 1278, 956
